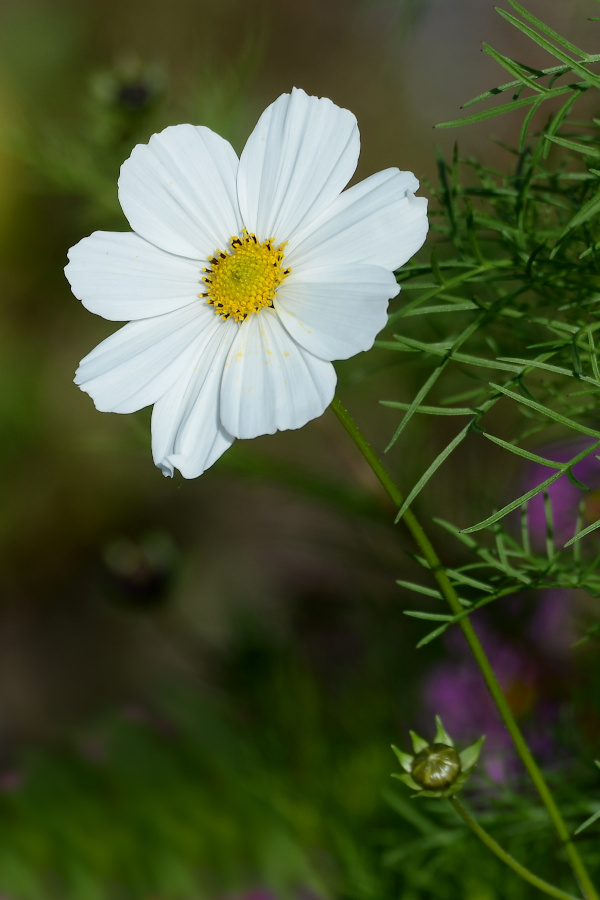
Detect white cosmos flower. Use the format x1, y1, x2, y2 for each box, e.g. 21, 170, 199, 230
65, 87, 428, 478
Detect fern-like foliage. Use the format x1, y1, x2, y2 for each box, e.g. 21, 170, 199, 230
385, 1, 600, 634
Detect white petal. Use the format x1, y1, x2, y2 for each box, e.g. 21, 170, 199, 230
118, 124, 243, 259
275, 264, 396, 361
286, 168, 428, 271
220, 309, 336, 439
151, 319, 238, 479
75, 302, 217, 414
237, 87, 359, 242
65, 231, 204, 321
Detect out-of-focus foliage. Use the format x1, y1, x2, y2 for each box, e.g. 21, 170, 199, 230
0, 632, 598, 900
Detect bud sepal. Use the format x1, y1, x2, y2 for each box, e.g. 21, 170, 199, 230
391, 715, 485, 798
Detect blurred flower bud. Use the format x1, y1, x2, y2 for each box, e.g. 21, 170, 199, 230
102, 531, 176, 608
90, 56, 165, 114
391, 715, 484, 798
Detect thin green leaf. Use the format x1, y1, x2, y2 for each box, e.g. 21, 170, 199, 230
416, 623, 453, 648
463, 470, 565, 533
412, 593, 506, 647
380, 401, 475, 416
431, 522, 531, 584
465, 440, 600, 533
481, 433, 564, 467
506, 0, 593, 59
545, 134, 600, 158
496, 356, 599, 385
488, 383, 600, 438
436, 85, 573, 129
390, 261, 513, 322
435, 146, 458, 240
579, 240, 600, 260
465, 200, 486, 264
566, 466, 589, 491
564, 517, 600, 547
376, 340, 418, 353
519, 95, 545, 152
403, 611, 454, 622
397, 282, 444, 291
588, 328, 600, 382
433, 517, 481, 550
574, 808, 600, 836
482, 43, 550, 94
552, 188, 600, 251
571, 624, 600, 648
385, 363, 448, 451
401, 302, 479, 317
391, 336, 453, 353
495, 528, 512, 574
460, 63, 592, 108
444, 569, 494, 592
500, 308, 579, 335
395, 424, 472, 523
543, 90, 585, 157
393, 337, 522, 373
497, 8, 600, 88
571, 334, 585, 379
396, 580, 443, 599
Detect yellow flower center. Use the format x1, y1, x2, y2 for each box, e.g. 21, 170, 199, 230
201, 229, 291, 322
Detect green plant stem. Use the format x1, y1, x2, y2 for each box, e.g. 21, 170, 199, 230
448, 797, 579, 900
330, 395, 598, 900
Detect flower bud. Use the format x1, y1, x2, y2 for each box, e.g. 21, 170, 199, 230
411, 742, 461, 790
391, 715, 484, 798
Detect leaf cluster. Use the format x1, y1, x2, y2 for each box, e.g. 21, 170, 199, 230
400, 513, 600, 648
382, 0, 600, 634
438, 1, 600, 155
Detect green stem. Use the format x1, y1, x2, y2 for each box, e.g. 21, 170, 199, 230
448, 797, 579, 900
330, 396, 598, 900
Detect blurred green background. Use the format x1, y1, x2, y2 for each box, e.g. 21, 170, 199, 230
0, 0, 598, 897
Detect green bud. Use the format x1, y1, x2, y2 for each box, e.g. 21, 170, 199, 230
391, 716, 484, 799
411, 742, 461, 790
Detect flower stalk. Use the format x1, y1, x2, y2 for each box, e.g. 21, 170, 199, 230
448, 797, 580, 900
330, 395, 598, 900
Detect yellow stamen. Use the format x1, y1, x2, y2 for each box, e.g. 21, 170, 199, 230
200, 229, 291, 322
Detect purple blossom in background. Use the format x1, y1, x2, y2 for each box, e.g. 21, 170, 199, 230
421, 612, 568, 783
523, 440, 600, 548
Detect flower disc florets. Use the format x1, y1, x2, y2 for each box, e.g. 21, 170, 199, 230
201, 230, 290, 322
392, 715, 484, 798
